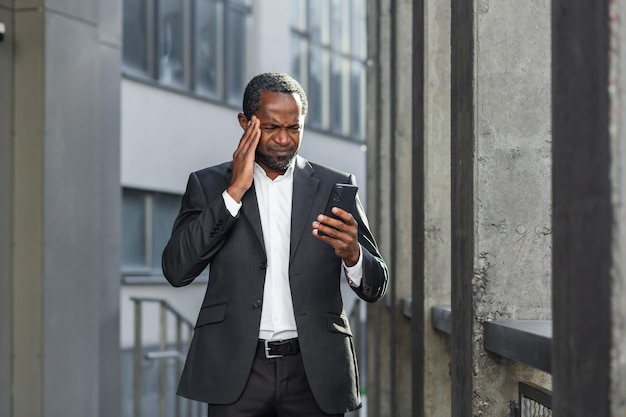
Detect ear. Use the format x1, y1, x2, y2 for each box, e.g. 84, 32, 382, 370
237, 113, 248, 130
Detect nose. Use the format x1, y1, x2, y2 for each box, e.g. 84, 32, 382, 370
274, 127, 292, 145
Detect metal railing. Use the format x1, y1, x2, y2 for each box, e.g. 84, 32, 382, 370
131, 296, 204, 417
131, 293, 365, 417
510, 382, 552, 417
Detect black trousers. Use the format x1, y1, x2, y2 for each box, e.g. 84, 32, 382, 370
207, 344, 344, 417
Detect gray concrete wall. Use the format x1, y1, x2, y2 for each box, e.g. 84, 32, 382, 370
5, 1, 121, 416
451, 0, 552, 415
367, 0, 419, 415
366, 0, 393, 415
391, 0, 414, 416
614, 3, 626, 414
0, 5, 14, 417
423, 0, 452, 414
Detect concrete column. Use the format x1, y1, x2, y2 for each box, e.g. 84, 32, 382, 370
422, 0, 452, 415
451, 0, 552, 415
0, 4, 15, 417
552, 1, 625, 415
366, 0, 393, 415
614, 3, 626, 414
367, 0, 413, 416
3, 1, 122, 416
391, 0, 414, 416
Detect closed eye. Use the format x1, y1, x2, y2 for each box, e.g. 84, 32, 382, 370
261, 124, 302, 133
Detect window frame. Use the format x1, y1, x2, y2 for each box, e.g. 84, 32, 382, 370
122, 0, 253, 106
121, 188, 193, 284
290, 0, 368, 142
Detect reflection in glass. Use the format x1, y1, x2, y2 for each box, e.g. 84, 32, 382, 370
350, 61, 366, 139
122, 190, 147, 268
152, 193, 181, 270
291, 35, 308, 93
226, 7, 249, 104
291, 0, 307, 31
159, 0, 185, 87
309, 0, 328, 44
195, 0, 222, 97
351, 0, 367, 59
308, 45, 328, 128
123, 0, 148, 75
330, 55, 346, 135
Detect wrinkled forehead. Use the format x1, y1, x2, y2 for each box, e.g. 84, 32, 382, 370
256, 91, 305, 122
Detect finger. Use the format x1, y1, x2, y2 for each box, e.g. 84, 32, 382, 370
234, 118, 260, 158
330, 207, 357, 225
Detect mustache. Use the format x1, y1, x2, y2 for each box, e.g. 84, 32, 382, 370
256, 150, 297, 170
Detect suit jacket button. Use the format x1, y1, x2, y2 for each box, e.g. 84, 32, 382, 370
259, 261, 267, 269
253, 300, 262, 308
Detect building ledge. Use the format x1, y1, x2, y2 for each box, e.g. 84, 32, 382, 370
430, 304, 552, 373
431, 304, 452, 334
483, 319, 552, 373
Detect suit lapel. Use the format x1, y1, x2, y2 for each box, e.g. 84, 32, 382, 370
221, 160, 265, 254
227, 157, 318, 259
290, 156, 319, 262
240, 184, 266, 253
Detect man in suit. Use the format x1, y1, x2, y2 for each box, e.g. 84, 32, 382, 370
162, 72, 388, 417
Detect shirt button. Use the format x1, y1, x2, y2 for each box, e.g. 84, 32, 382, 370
253, 300, 262, 308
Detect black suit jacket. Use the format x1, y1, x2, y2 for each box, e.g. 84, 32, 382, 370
162, 155, 389, 414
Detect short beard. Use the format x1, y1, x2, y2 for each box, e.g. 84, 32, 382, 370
256, 151, 297, 172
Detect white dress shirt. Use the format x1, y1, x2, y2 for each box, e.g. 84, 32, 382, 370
222, 163, 363, 341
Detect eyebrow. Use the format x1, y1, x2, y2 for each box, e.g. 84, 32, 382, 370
261, 122, 301, 128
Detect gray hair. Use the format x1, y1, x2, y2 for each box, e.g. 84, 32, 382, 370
242, 72, 308, 119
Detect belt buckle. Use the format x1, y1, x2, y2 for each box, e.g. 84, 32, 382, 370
264, 340, 283, 359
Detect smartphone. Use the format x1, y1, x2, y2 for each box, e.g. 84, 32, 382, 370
322, 183, 358, 219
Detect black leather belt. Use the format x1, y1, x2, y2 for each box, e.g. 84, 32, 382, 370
257, 338, 300, 359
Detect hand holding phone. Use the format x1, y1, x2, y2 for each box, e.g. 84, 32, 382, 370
318, 183, 358, 236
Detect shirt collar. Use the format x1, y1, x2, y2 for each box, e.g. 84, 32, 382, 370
254, 161, 295, 183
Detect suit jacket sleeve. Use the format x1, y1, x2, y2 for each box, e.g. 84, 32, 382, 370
162, 171, 236, 287
348, 179, 389, 303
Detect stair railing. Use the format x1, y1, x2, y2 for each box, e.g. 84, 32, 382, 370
131, 296, 203, 417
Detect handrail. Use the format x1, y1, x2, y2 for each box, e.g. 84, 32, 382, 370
130, 296, 195, 328
131, 296, 202, 417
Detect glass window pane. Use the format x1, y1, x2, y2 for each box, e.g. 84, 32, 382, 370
195, 0, 223, 97
225, 8, 249, 104
330, 0, 350, 53
291, 0, 307, 31
123, 0, 149, 74
291, 34, 308, 89
351, 0, 367, 59
309, 0, 329, 45
158, 0, 185, 87
308, 45, 328, 128
350, 61, 366, 140
122, 190, 147, 268
152, 193, 182, 270
331, 55, 351, 136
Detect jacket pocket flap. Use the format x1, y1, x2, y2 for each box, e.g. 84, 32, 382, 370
195, 303, 227, 329
326, 313, 352, 336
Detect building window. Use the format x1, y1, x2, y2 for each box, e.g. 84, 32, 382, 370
122, 0, 252, 104
291, 0, 367, 141
122, 188, 181, 280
